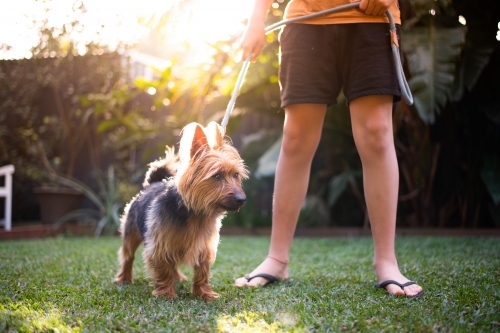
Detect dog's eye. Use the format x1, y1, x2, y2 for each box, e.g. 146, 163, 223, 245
213, 173, 222, 181
233, 173, 239, 179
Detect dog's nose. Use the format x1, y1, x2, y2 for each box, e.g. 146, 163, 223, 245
234, 193, 246, 206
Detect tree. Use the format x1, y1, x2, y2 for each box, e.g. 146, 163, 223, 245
214, 0, 500, 228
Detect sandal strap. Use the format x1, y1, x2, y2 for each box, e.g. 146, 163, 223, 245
245, 273, 278, 283
378, 280, 417, 290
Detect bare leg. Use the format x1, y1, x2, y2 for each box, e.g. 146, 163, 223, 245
350, 95, 422, 297
235, 104, 327, 287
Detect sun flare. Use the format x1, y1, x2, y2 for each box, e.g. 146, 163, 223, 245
0, 0, 253, 60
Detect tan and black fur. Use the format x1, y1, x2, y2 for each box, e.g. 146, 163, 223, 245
115, 121, 248, 300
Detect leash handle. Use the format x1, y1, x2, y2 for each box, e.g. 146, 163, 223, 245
264, 3, 361, 34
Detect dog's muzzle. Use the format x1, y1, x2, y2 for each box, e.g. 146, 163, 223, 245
223, 192, 246, 211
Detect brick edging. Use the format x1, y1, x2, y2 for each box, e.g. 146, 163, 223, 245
1, 225, 499, 240
220, 227, 500, 237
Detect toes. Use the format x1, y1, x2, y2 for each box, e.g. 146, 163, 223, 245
234, 277, 248, 287
245, 277, 268, 287
384, 283, 423, 297
385, 284, 405, 296
404, 284, 423, 297
234, 276, 271, 287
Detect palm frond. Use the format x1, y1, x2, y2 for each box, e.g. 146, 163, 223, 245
404, 23, 465, 123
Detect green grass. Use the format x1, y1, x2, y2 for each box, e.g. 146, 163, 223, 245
0, 236, 499, 332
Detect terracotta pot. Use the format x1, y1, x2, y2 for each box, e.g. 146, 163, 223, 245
34, 187, 85, 224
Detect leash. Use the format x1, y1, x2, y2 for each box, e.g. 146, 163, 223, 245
221, 2, 413, 129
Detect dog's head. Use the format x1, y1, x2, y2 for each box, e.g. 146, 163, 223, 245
176, 121, 249, 215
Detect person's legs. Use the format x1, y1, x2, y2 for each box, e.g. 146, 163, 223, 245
350, 95, 422, 297
234, 103, 327, 287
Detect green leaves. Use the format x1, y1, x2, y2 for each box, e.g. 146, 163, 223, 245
327, 170, 362, 208
254, 135, 282, 178
482, 155, 500, 206
51, 166, 122, 237
404, 23, 465, 123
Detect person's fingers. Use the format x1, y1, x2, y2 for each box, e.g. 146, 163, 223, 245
240, 37, 251, 60
359, 0, 368, 11
241, 46, 259, 63
365, 0, 377, 15
239, 21, 265, 62
251, 43, 264, 62
375, 4, 387, 16
240, 42, 253, 62
359, 0, 392, 16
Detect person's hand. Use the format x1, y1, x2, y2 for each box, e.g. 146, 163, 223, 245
240, 19, 266, 63
358, 0, 394, 16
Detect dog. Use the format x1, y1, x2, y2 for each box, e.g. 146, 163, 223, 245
115, 121, 248, 300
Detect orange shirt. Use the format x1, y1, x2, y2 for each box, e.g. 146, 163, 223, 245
283, 0, 401, 25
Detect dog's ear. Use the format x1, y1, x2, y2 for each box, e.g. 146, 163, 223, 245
179, 122, 208, 160
190, 123, 208, 158
205, 121, 224, 149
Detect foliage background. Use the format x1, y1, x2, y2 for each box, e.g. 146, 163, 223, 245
0, 0, 499, 229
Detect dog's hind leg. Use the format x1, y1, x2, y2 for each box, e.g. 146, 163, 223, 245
115, 220, 142, 284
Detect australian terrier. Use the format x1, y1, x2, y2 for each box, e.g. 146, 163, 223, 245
115, 121, 248, 300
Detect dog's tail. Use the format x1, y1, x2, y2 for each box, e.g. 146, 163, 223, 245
142, 146, 179, 187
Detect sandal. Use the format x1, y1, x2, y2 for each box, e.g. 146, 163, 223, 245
376, 279, 424, 298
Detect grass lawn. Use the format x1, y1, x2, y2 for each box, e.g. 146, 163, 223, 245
0, 235, 499, 332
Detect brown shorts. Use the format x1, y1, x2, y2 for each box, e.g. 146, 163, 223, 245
278, 23, 402, 107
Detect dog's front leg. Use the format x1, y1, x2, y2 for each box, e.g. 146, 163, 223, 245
192, 258, 219, 301
145, 255, 178, 299
150, 265, 178, 299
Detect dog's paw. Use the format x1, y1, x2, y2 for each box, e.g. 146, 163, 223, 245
152, 286, 177, 299
201, 291, 220, 301
193, 285, 220, 301
114, 274, 132, 284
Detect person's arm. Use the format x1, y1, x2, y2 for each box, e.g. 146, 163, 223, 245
358, 0, 395, 16
240, 0, 274, 62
